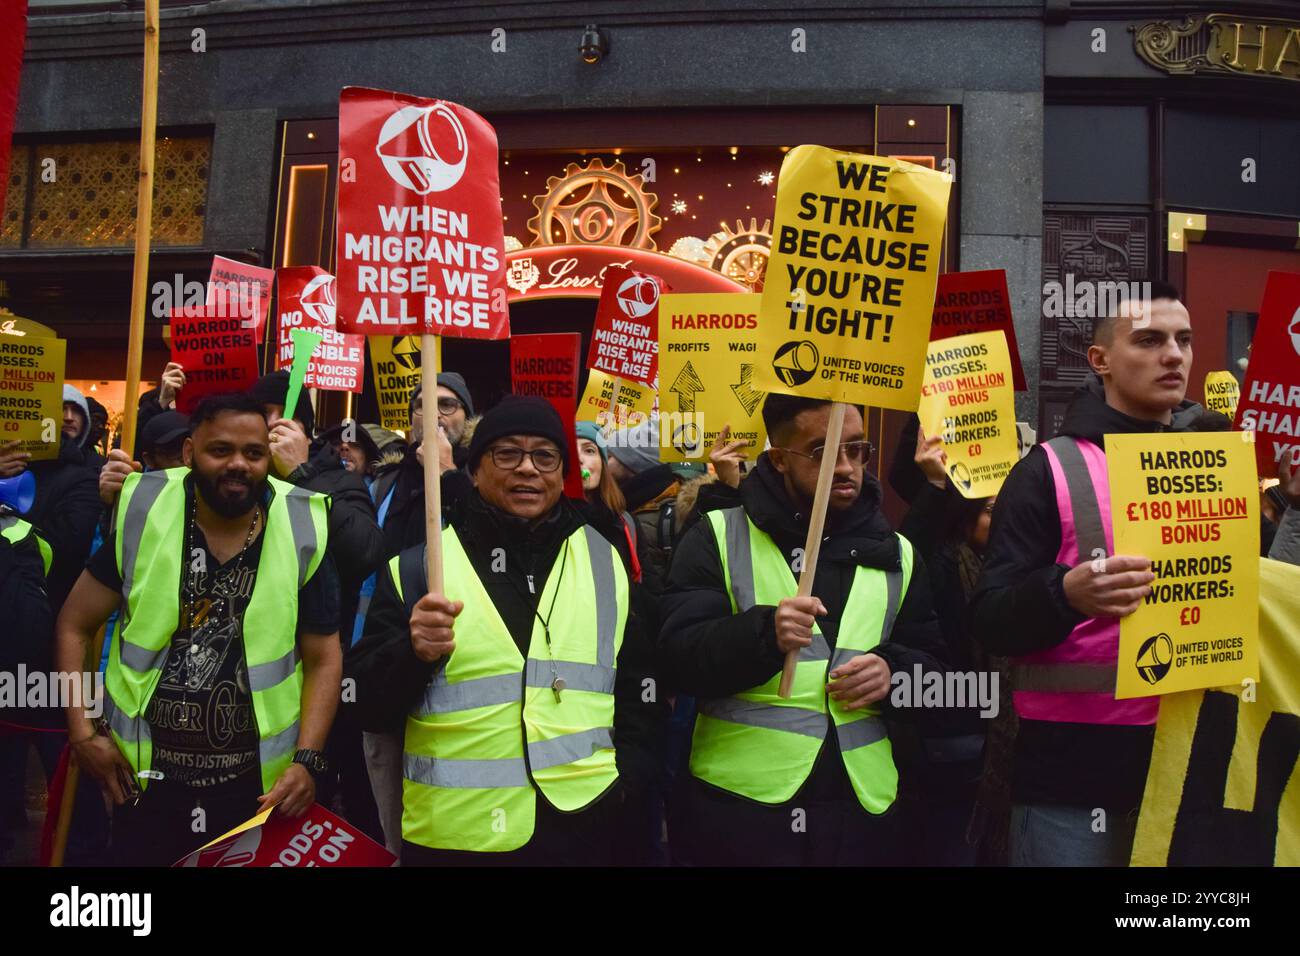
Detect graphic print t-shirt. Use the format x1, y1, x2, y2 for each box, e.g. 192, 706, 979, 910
89, 488, 340, 791
144, 529, 264, 790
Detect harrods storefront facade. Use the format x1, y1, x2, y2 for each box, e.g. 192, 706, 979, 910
1041, 0, 1300, 438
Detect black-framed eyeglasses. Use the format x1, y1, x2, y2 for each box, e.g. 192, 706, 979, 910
437, 397, 464, 415
489, 444, 563, 473
775, 440, 875, 465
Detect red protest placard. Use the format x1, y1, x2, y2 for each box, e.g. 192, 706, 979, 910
276, 266, 333, 368
169, 307, 261, 414
207, 255, 275, 344
335, 86, 509, 340
930, 269, 1026, 390
511, 333, 583, 499
1233, 270, 1300, 476
587, 266, 665, 385
276, 267, 365, 393
174, 803, 396, 868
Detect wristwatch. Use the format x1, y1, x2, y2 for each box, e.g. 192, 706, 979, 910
292, 748, 330, 780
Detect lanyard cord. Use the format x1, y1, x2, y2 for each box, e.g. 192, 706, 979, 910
501, 538, 569, 700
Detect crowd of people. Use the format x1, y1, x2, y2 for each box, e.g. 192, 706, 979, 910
2, 281, 1298, 867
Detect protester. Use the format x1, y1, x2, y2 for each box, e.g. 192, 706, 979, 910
62, 385, 106, 472
1268, 462, 1300, 566
575, 420, 642, 579
410, 373, 475, 465
352, 383, 470, 848
85, 395, 110, 457
0, 409, 102, 619
605, 417, 707, 594
133, 361, 188, 445
348, 395, 666, 865
650, 424, 748, 864
658, 394, 949, 866
98, 411, 190, 506
370, 373, 475, 557
668, 423, 751, 535
247, 371, 384, 838
1260, 480, 1290, 556
54, 392, 342, 866
0, 383, 113, 863
894, 427, 999, 865
334, 423, 380, 477
968, 281, 1199, 866
248, 371, 383, 599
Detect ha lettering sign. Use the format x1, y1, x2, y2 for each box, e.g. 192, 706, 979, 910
335, 87, 509, 340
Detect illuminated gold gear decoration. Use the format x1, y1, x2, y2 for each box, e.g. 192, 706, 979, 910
703, 218, 772, 291
527, 158, 661, 249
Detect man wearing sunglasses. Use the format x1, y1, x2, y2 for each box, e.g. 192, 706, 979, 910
659, 393, 948, 866
348, 396, 666, 864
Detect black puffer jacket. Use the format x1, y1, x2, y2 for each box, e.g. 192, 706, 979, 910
658, 455, 949, 801
370, 443, 474, 559
898, 481, 992, 741
26, 440, 102, 615
0, 522, 59, 730
967, 381, 1204, 812
286, 442, 384, 637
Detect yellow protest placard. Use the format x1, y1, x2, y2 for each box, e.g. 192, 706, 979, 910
0, 334, 66, 461
657, 293, 768, 462
916, 330, 1018, 498
1203, 371, 1240, 420
1108, 432, 1259, 699
368, 334, 434, 433
1132, 558, 1299, 866
575, 369, 656, 431
754, 148, 950, 410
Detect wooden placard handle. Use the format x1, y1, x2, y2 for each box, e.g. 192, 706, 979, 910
421, 334, 444, 596
777, 401, 846, 698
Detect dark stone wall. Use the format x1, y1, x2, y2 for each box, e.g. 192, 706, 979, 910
15, 0, 1046, 408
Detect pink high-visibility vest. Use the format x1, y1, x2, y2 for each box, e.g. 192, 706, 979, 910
1010, 437, 1158, 725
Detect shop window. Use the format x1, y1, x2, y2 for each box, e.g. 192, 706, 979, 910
1045, 105, 1149, 205
1, 134, 210, 249
498, 145, 870, 293
0, 144, 28, 247
1165, 109, 1300, 218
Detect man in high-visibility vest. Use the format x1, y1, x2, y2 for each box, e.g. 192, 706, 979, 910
659, 394, 950, 866
55, 392, 343, 866
969, 281, 1198, 866
349, 395, 666, 865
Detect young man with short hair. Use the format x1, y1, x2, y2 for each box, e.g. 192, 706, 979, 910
969, 281, 1201, 866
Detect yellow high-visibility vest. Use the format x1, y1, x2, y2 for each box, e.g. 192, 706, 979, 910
690, 506, 912, 813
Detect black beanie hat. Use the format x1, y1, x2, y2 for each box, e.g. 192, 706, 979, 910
250, 370, 315, 436
410, 371, 475, 420
467, 395, 569, 475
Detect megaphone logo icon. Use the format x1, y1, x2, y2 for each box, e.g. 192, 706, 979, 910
948, 461, 973, 493
615, 275, 659, 319
300, 273, 337, 328
376, 104, 468, 195
0, 471, 35, 515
